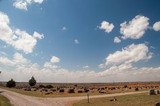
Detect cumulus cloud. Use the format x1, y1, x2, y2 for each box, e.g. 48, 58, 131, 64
105, 43, 152, 66
114, 37, 121, 43
153, 21, 160, 31
1, 57, 160, 82
13, 29, 38, 53
43, 56, 60, 69
120, 15, 149, 39
43, 62, 59, 69
83, 65, 89, 69
13, 0, 44, 11
0, 11, 43, 53
99, 21, 114, 33
33, 31, 44, 40
0, 52, 29, 66
0, 49, 160, 82
50, 56, 60, 63
97, 63, 160, 82
74, 39, 79, 44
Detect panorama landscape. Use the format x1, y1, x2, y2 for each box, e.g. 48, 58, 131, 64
0, 0, 160, 106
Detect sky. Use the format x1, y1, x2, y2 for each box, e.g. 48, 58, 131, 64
0, 0, 160, 82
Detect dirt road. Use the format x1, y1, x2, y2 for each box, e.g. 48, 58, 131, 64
0, 88, 148, 106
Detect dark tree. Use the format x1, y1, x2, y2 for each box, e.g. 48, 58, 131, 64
6, 79, 16, 88
29, 76, 36, 86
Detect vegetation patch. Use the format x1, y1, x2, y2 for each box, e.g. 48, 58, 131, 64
0, 94, 12, 106
74, 93, 160, 106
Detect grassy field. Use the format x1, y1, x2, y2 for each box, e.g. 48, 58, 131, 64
0, 94, 12, 106
74, 93, 160, 106
2, 87, 148, 98
1, 87, 102, 98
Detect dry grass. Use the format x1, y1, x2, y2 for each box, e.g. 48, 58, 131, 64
74, 93, 160, 106
1, 87, 102, 98
0, 94, 12, 106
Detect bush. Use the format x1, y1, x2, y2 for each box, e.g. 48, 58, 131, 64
124, 85, 128, 88
39, 84, 45, 88
149, 89, 156, 95
59, 89, 65, 93
51, 89, 56, 92
68, 89, 75, 93
45, 85, 53, 89
6, 79, 16, 88
135, 87, 139, 91
29, 76, 36, 86
84, 89, 89, 93
23, 87, 31, 91
78, 90, 83, 93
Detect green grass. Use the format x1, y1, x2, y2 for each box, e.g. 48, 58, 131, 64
0, 94, 12, 106
74, 93, 160, 106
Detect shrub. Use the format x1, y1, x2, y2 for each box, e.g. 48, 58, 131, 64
59, 89, 65, 93
23, 87, 31, 91
39, 84, 45, 88
45, 85, 53, 89
51, 89, 57, 92
68, 89, 75, 93
124, 85, 128, 88
42, 88, 48, 92
6, 79, 16, 88
29, 76, 36, 86
135, 87, 139, 91
78, 90, 83, 93
84, 89, 89, 93
149, 89, 156, 95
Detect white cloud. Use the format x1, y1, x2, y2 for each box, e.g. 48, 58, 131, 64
105, 43, 152, 66
33, 31, 44, 40
120, 15, 149, 39
0, 57, 14, 65
74, 39, 79, 44
99, 21, 114, 33
13, 0, 28, 10
83, 65, 89, 69
50, 56, 60, 63
13, 29, 37, 53
33, 0, 44, 4
114, 37, 121, 43
0, 52, 29, 66
44, 62, 59, 69
13, 0, 44, 11
0, 12, 13, 42
13, 52, 29, 64
1, 50, 160, 82
0, 11, 44, 53
1, 58, 160, 82
98, 64, 105, 69
153, 21, 160, 31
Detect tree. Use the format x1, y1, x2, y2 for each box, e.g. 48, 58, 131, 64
6, 79, 16, 88
29, 76, 36, 86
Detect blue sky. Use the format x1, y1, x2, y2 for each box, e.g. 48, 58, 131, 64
0, 0, 160, 82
